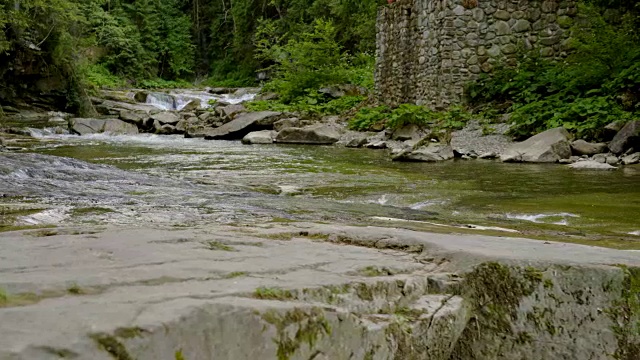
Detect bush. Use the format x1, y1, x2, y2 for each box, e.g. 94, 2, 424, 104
246, 94, 366, 117
348, 104, 472, 132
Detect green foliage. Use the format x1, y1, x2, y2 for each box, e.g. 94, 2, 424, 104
246, 95, 366, 117
467, 3, 639, 140
81, 64, 126, 89
349, 104, 472, 132
138, 79, 193, 90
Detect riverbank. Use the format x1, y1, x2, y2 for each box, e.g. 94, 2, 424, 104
1, 222, 638, 359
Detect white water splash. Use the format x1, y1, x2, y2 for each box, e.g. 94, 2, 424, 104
370, 217, 520, 233
18, 207, 71, 225
146, 89, 258, 111
409, 200, 447, 210
506, 212, 579, 226
629, 231, 640, 236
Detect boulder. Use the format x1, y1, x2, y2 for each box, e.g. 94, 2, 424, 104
70, 118, 138, 136
202, 111, 282, 140
119, 110, 150, 127
180, 99, 201, 112
275, 125, 340, 145
133, 91, 148, 103
392, 144, 455, 162
621, 152, 640, 165
608, 120, 640, 154
570, 139, 607, 156
391, 124, 421, 141
345, 136, 369, 148
198, 112, 216, 123
478, 151, 498, 159
603, 121, 625, 141
156, 124, 177, 135
151, 112, 180, 125
568, 161, 617, 170
274, 118, 300, 132
365, 141, 388, 149
242, 130, 276, 145
175, 117, 202, 134
500, 127, 571, 163
217, 104, 247, 120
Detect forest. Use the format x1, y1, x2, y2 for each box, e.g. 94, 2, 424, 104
0, 0, 638, 138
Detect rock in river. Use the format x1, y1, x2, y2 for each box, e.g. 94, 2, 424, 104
570, 139, 607, 156
568, 161, 617, 170
275, 125, 340, 145
242, 130, 276, 145
70, 118, 139, 136
199, 111, 282, 140
608, 120, 640, 155
501, 127, 571, 163
392, 144, 455, 162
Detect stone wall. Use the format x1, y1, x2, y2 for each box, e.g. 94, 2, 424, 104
375, 0, 577, 109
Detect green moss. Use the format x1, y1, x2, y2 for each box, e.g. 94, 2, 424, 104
204, 240, 235, 251
608, 265, 640, 360
67, 283, 83, 295
358, 266, 393, 277
451, 262, 544, 358
224, 271, 247, 279
253, 287, 294, 301
114, 327, 146, 339
175, 349, 186, 360
92, 334, 134, 360
262, 307, 331, 360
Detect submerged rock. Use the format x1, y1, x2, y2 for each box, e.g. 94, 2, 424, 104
70, 118, 139, 136
609, 120, 640, 155
275, 125, 340, 145
501, 127, 571, 163
392, 144, 455, 162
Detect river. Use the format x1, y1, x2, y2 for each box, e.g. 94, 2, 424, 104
1, 129, 639, 249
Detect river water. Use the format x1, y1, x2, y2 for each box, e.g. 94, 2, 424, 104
1, 131, 639, 249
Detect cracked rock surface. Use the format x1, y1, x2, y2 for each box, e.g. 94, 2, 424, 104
0, 223, 638, 359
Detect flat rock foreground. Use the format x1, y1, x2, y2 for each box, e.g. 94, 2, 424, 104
1, 223, 639, 359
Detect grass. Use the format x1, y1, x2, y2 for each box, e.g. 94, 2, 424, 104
204, 240, 235, 252
253, 286, 294, 300
224, 271, 248, 279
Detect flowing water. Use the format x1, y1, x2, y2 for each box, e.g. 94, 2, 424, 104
145, 89, 257, 111
1, 130, 640, 249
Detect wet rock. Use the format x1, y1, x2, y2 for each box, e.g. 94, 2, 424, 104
70, 118, 139, 136
254, 92, 279, 101
180, 99, 201, 112
96, 100, 159, 115
208, 87, 234, 95
0, 137, 5, 151
217, 104, 246, 120
621, 152, 640, 165
501, 127, 571, 163
609, 120, 640, 155
150, 112, 180, 125
568, 161, 617, 170
478, 152, 498, 159
345, 136, 369, 148
242, 130, 276, 145
119, 110, 150, 127
365, 141, 388, 149
133, 91, 148, 103
606, 155, 619, 165
154, 120, 176, 135
570, 139, 607, 156
201, 111, 282, 140
592, 153, 607, 163
392, 144, 455, 162
175, 117, 202, 134
275, 125, 340, 145
274, 118, 300, 132
198, 112, 216, 123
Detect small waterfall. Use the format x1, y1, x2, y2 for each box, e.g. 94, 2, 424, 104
145, 89, 259, 111
146, 93, 178, 110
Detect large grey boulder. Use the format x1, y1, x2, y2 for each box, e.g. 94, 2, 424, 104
202, 111, 282, 140
275, 125, 340, 145
621, 152, 640, 165
501, 127, 571, 163
242, 130, 276, 145
217, 104, 246, 120
151, 112, 180, 125
392, 144, 455, 162
70, 118, 139, 136
570, 139, 607, 156
608, 120, 640, 154
180, 99, 201, 112
273, 118, 300, 132
119, 110, 150, 127
568, 161, 617, 170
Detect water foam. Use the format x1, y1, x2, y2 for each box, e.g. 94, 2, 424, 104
506, 212, 579, 225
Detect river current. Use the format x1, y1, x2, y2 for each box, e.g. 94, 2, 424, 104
1, 130, 639, 249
